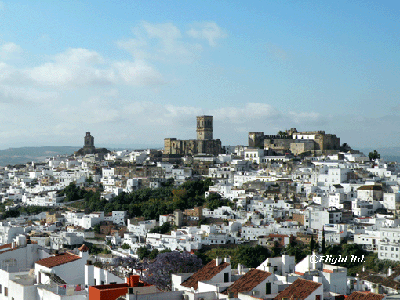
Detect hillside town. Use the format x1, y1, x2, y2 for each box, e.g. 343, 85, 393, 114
0, 116, 399, 300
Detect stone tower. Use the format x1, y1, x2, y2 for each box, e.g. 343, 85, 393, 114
196, 116, 213, 140
84, 132, 94, 148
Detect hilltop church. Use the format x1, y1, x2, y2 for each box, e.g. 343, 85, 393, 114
164, 116, 222, 157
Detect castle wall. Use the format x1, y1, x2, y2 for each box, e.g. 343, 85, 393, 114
249, 132, 265, 148
249, 129, 341, 155
290, 140, 315, 155
263, 138, 293, 153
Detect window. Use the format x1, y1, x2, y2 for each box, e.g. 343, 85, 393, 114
4, 287, 7, 296
0, 284, 2, 293
224, 272, 229, 283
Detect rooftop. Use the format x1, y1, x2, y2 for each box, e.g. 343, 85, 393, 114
274, 278, 322, 300
36, 253, 81, 268
180, 259, 230, 290
347, 291, 385, 300
224, 268, 272, 297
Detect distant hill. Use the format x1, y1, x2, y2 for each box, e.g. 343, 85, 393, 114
0, 146, 79, 167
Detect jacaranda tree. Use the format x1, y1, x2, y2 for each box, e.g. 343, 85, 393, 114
142, 251, 203, 291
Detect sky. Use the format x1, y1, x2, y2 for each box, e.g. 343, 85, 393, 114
0, 0, 399, 150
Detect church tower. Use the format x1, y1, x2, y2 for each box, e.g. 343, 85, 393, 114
196, 116, 213, 140
84, 132, 94, 148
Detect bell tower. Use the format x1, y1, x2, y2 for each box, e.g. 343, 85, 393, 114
196, 116, 213, 140
84, 132, 94, 148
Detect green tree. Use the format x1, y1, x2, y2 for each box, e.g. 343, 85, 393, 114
277, 131, 287, 136
234, 245, 270, 268
150, 222, 172, 234
272, 241, 282, 257
369, 150, 380, 161
321, 228, 326, 254
310, 235, 315, 253
93, 224, 101, 234
205, 193, 230, 210
285, 241, 308, 262
148, 249, 159, 260
137, 247, 150, 260
121, 244, 130, 250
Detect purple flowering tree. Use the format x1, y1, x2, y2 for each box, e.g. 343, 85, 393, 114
142, 251, 202, 291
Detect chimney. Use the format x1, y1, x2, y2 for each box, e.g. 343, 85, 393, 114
129, 275, 140, 287
238, 263, 242, 275
216, 257, 222, 266
224, 257, 231, 263
388, 266, 392, 276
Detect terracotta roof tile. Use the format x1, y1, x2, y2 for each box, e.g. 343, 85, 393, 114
224, 269, 272, 297
269, 234, 289, 238
357, 185, 382, 191
181, 259, 230, 290
36, 253, 81, 268
274, 278, 322, 300
78, 244, 89, 252
323, 269, 334, 273
359, 270, 400, 290
0, 243, 12, 250
347, 291, 385, 300
0, 243, 17, 254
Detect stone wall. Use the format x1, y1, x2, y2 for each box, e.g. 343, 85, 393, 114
164, 138, 222, 156
248, 129, 341, 155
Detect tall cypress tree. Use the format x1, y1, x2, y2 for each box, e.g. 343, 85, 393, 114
310, 235, 315, 253
321, 228, 326, 254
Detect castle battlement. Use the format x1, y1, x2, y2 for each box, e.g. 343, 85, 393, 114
249, 129, 340, 155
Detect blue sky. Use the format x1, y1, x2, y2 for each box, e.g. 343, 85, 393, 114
0, 0, 399, 150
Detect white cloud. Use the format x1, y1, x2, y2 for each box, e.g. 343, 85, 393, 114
287, 111, 323, 124
0, 85, 58, 104
25, 48, 116, 87
142, 21, 182, 43
0, 62, 14, 82
187, 22, 228, 47
1, 42, 22, 54
164, 105, 203, 118
212, 103, 281, 123
118, 21, 227, 63
113, 60, 165, 86
6, 47, 164, 89
58, 97, 120, 125
0, 42, 22, 61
